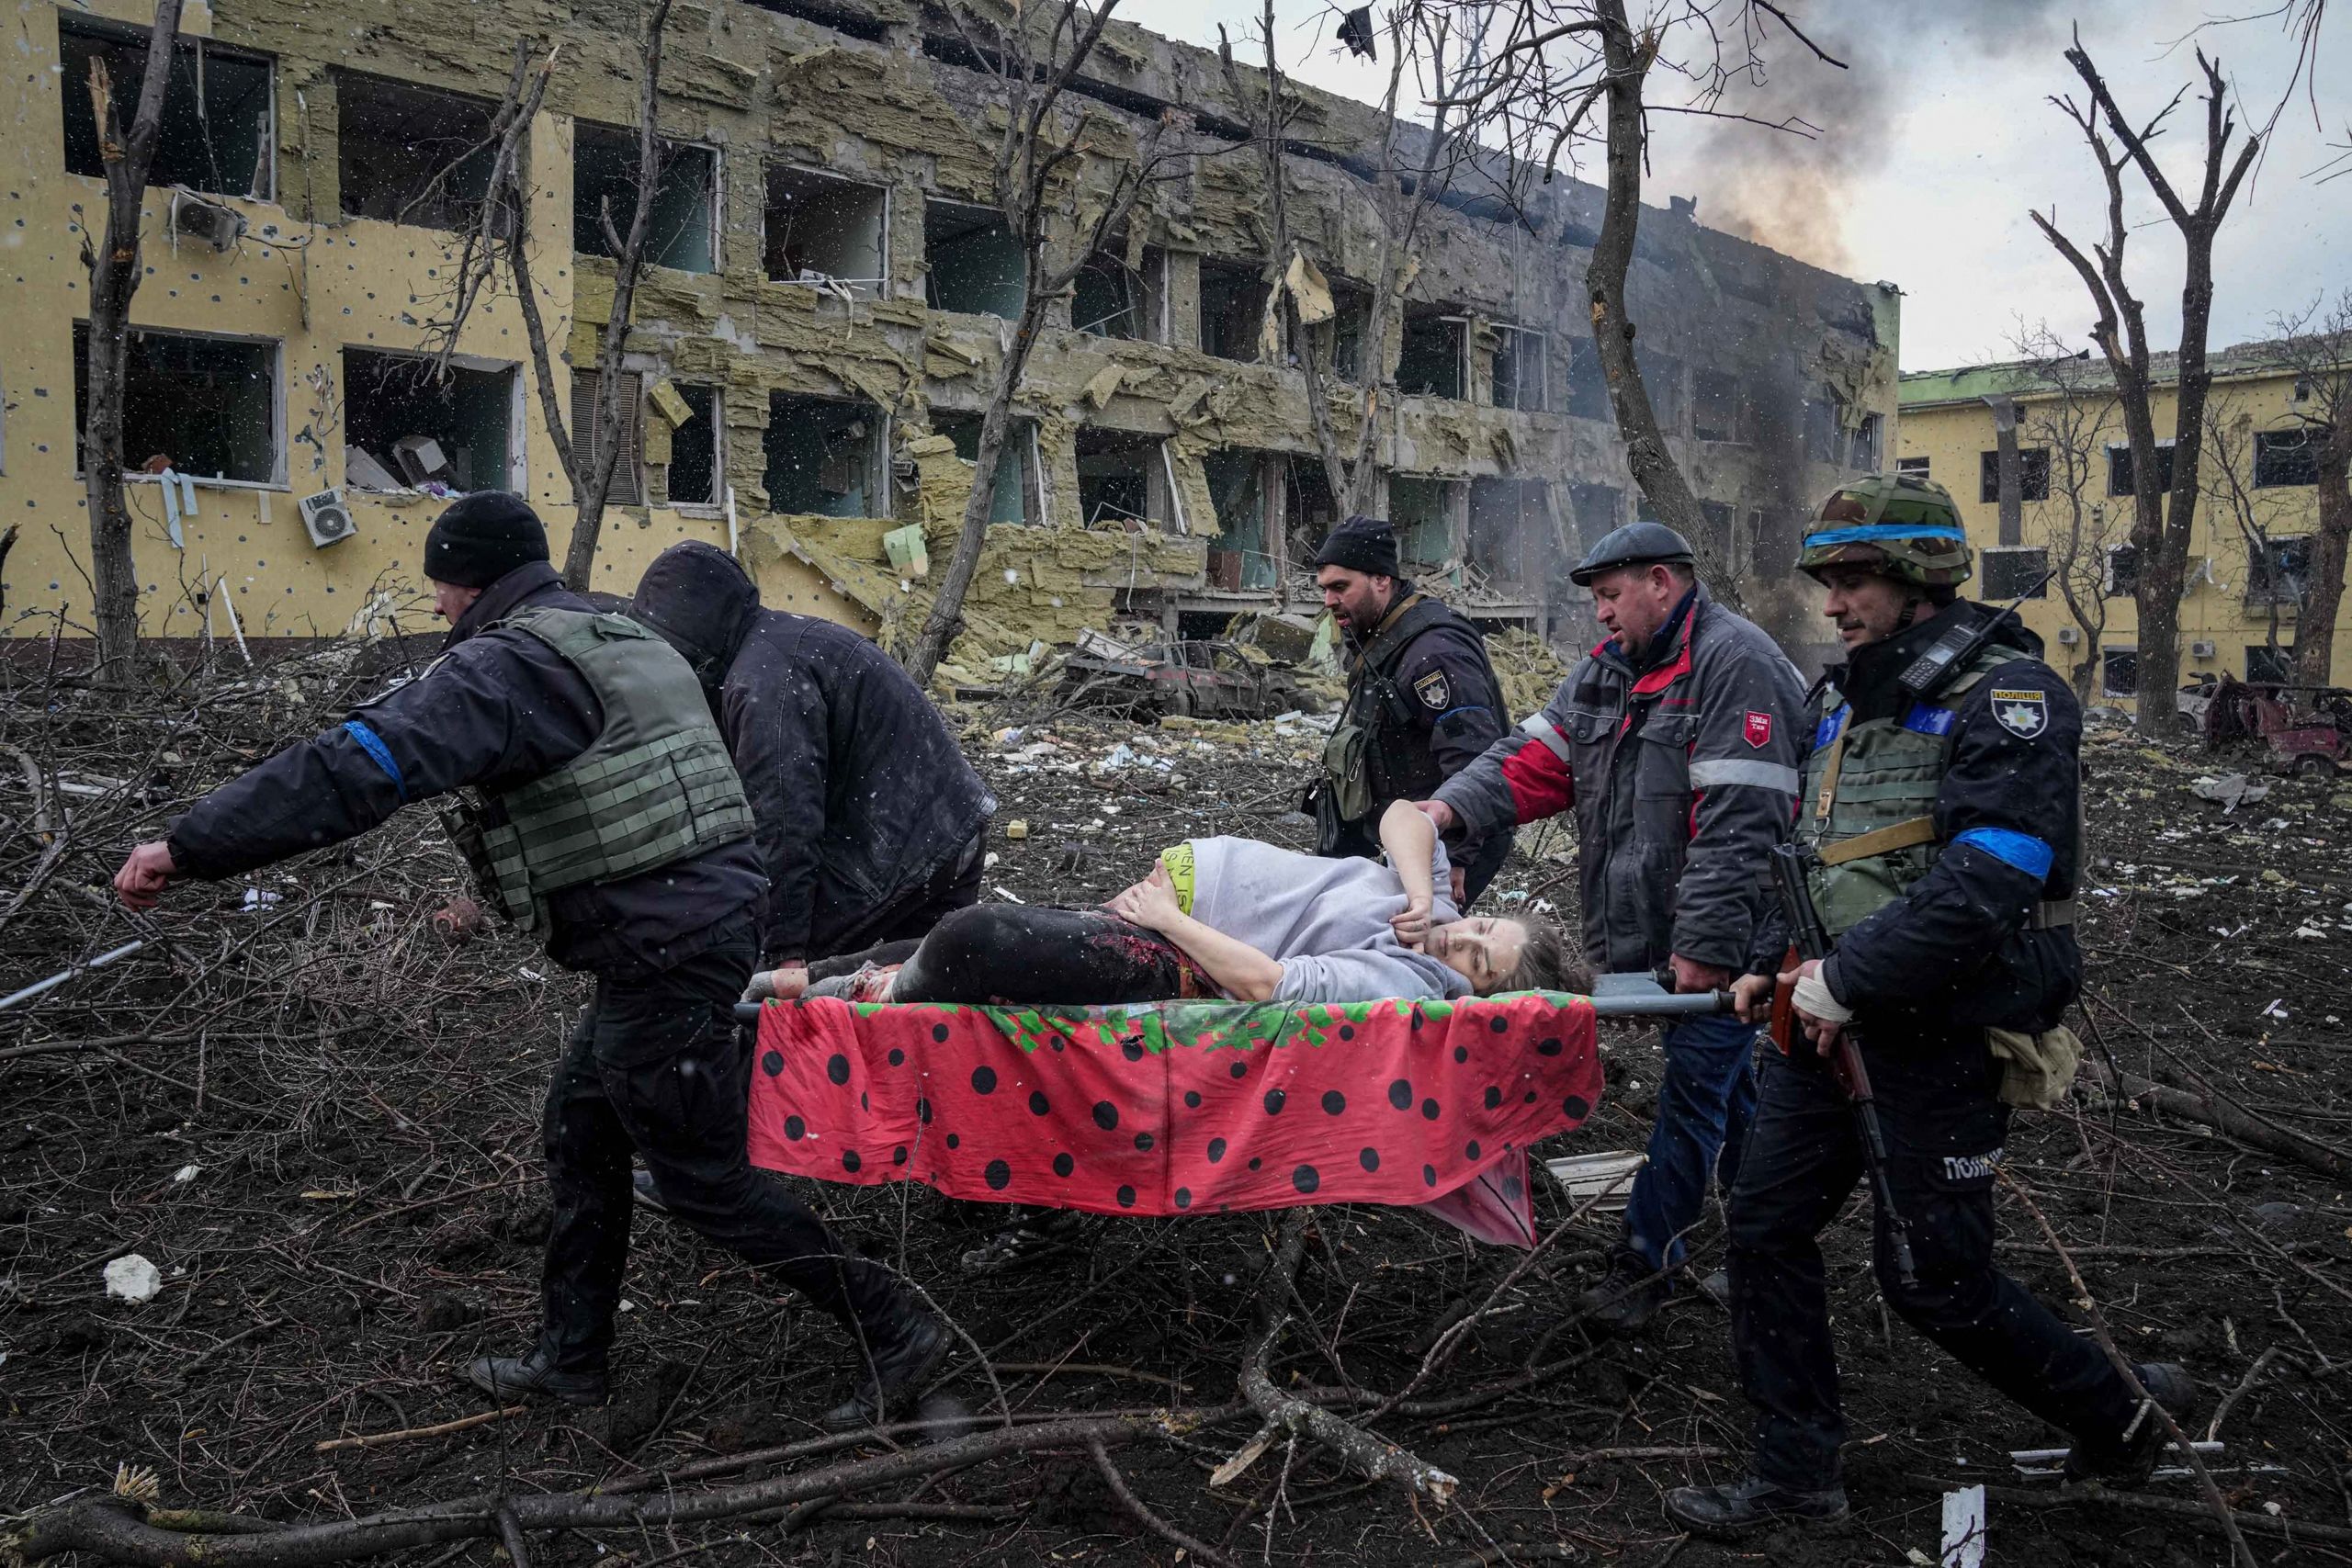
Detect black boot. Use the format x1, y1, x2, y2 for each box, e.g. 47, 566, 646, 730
1663, 1474, 1849, 1537
466, 1348, 608, 1406
630, 1168, 668, 1214
1576, 1247, 1671, 1332
2064, 1363, 2202, 1486
820, 1280, 951, 1432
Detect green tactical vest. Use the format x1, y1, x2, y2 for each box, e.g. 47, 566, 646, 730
1798, 640, 2074, 940
442, 607, 754, 934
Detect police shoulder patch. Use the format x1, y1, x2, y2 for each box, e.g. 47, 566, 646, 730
1990, 688, 2047, 739
1413, 669, 1451, 711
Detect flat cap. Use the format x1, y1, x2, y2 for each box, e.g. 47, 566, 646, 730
1568, 520, 1695, 586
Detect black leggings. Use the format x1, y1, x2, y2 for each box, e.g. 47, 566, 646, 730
813, 904, 1207, 1004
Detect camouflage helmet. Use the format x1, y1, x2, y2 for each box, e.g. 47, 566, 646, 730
1795, 473, 1973, 590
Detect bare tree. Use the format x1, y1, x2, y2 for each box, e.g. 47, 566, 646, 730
2273, 293, 2352, 685
76, 0, 190, 671
1221, 2, 1480, 520
902, 0, 1177, 685
562, 0, 678, 591
2201, 389, 2307, 674
2033, 37, 2257, 734
2013, 328, 2125, 699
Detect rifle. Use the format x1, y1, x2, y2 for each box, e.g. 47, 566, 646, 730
1767, 841, 1918, 1288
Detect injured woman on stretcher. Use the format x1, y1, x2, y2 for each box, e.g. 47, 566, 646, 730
763, 801, 1579, 1007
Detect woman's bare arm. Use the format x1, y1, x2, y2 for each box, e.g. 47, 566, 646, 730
1379, 798, 1436, 950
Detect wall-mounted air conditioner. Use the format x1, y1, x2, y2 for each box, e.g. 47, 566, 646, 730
2056, 626, 2081, 645
298, 487, 356, 548
2190, 640, 2218, 660
172, 191, 247, 253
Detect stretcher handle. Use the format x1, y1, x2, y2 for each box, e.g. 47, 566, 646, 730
731, 990, 1737, 1027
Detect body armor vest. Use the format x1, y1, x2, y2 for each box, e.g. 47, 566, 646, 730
1798, 640, 2072, 940
444, 607, 753, 934
1321, 594, 1474, 824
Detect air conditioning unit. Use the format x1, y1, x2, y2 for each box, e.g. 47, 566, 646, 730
2190, 639, 2218, 660
2056, 626, 2081, 646
298, 487, 356, 548
172, 192, 247, 253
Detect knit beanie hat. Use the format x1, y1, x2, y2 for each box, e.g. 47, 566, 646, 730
1312, 513, 1402, 578
423, 491, 549, 588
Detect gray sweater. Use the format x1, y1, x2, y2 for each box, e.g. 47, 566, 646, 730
1186, 837, 1467, 1003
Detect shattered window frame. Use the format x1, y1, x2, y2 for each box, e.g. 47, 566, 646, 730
1980, 544, 2050, 600
2245, 644, 2294, 683
935, 410, 1045, 526
58, 15, 276, 203
2106, 440, 2176, 498
1072, 243, 1150, 341
74, 321, 284, 489
1849, 412, 1883, 471
341, 345, 522, 495
1197, 256, 1270, 363
1490, 324, 1548, 413
2253, 429, 2319, 489
573, 123, 721, 275
334, 72, 499, 231
2099, 646, 2138, 698
765, 390, 888, 519
924, 199, 1027, 319
1072, 424, 1178, 531
662, 382, 724, 510
2103, 540, 2140, 598
1396, 309, 1469, 400
1692, 367, 1747, 445
1895, 454, 1930, 479
1978, 446, 2051, 503
1564, 337, 1611, 422
2245, 534, 2313, 606
763, 163, 890, 298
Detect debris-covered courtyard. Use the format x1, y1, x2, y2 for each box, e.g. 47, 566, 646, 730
5, 648, 2349, 1567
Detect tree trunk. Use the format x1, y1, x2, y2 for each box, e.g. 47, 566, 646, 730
78, 0, 189, 673
904, 293, 1051, 684
1587, 0, 1742, 613
2292, 430, 2349, 688
561, 0, 673, 592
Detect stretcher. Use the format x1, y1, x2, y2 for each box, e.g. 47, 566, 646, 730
735, 980, 1734, 1247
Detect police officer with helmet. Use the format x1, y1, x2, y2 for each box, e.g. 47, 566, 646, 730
1423, 519, 1805, 1328
113, 493, 948, 1431
1664, 475, 2196, 1536
1308, 513, 1514, 902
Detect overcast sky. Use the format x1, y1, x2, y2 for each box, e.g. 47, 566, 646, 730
1117, 0, 2349, 372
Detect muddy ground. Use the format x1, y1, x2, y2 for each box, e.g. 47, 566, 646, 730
4, 651, 2350, 1568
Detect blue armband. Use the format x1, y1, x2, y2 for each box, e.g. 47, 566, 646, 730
341, 719, 408, 804
1951, 826, 2052, 879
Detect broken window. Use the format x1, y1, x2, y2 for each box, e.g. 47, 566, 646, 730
74, 322, 277, 484
2107, 441, 2176, 497
764, 166, 888, 295
336, 73, 496, 230
1803, 389, 1842, 464
1980, 546, 2049, 600
741, 0, 888, 42
925, 201, 1025, 317
1895, 454, 1931, 480
1698, 499, 1733, 558
658, 383, 721, 508
935, 411, 1041, 525
2247, 535, 2313, 605
2245, 645, 2294, 683
1199, 258, 1268, 362
2255, 429, 2319, 488
766, 392, 883, 516
1491, 326, 1547, 413
1203, 450, 1273, 590
2105, 542, 2140, 597
571, 367, 644, 506
1634, 348, 1684, 433
1284, 457, 1335, 564
1390, 476, 1461, 577
1694, 367, 1748, 444
60, 17, 272, 200
1567, 481, 1622, 551
1565, 338, 1611, 422
1979, 447, 2051, 503
1468, 478, 1550, 597
574, 126, 716, 273
2100, 647, 2138, 698
1074, 426, 1172, 529
1073, 244, 1154, 340
1325, 278, 1371, 383
1397, 308, 1466, 400
1849, 412, 1883, 471
342, 348, 514, 493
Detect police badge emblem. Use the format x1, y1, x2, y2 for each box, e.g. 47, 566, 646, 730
1991, 688, 2048, 739
1413, 670, 1451, 710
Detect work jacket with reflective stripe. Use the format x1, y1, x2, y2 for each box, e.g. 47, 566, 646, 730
1434, 582, 1806, 975
1758, 603, 2084, 1034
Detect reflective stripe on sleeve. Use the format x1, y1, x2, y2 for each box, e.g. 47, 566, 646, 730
1687, 757, 1800, 794
1520, 713, 1572, 762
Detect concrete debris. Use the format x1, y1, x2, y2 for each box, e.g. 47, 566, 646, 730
103, 1254, 162, 1304
2191, 773, 2270, 812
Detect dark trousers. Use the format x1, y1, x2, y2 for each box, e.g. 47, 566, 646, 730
1725, 1043, 2136, 1489
815, 905, 1206, 1004
539, 930, 885, 1371
806, 835, 986, 963
1621, 1012, 1758, 1272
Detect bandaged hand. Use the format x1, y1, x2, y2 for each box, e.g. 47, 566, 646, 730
1107, 860, 1183, 931
1778, 958, 1852, 1053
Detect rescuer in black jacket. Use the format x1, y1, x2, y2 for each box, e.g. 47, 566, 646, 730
630, 542, 994, 999
113, 495, 948, 1430
1307, 514, 1513, 902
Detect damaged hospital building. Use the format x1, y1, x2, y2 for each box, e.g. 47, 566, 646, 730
0, 0, 1897, 671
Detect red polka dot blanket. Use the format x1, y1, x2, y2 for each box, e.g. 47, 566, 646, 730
744, 992, 1602, 1247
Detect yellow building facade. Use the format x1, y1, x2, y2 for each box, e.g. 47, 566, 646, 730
1898, 343, 2345, 708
